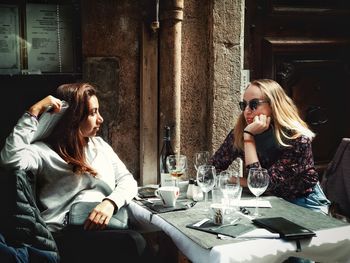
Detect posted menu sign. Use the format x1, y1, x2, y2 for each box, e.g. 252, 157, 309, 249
0, 5, 20, 74
26, 4, 74, 73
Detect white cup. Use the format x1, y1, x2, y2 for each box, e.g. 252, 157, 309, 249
155, 186, 180, 207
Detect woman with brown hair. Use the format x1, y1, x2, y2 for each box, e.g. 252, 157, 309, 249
1, 83, 148, 263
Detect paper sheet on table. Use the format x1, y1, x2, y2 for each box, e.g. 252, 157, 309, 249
238, 199, 272, 208
238, 228, 280, 238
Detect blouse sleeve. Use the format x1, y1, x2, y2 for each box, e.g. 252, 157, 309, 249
0, 113, 42, 172
99, 139, 138, 209
266, 136, 319, 200
210, 130, 241, 173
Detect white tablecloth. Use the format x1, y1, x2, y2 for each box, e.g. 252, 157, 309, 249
128, 201, 350, 263
210, 225, 350, 263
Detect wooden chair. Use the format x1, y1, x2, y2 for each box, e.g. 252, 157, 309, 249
321, 138, 350, 222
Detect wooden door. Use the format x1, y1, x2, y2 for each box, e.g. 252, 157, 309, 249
245, 0, 350, 174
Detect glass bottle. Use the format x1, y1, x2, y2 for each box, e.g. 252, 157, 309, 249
159, 126, 175, 186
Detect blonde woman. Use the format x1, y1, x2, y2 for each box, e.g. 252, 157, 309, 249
210, 79, 330, 213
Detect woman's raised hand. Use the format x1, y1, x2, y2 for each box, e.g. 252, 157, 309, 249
245, 114, 271, 135
28, 95, 64, 117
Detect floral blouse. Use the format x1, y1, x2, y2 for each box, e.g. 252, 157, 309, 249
210, 129, 319, 201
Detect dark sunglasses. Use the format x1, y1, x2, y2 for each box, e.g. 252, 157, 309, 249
239, 98, 269, 111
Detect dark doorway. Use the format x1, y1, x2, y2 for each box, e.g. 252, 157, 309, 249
245, 0, 350, 174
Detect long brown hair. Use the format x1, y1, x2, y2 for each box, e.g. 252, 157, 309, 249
46, 82, 97, 176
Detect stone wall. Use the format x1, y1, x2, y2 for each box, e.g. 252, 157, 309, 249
80, 0, 244, 183
181, 0, 244, 178
81, 0, 144, 177
210, 0, 245, 173
180, 0, 211, 179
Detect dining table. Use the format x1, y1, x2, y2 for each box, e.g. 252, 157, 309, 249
129, 193, 350, 263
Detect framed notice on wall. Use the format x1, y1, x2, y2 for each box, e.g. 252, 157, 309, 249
0, 5, 20, 74
26, 3, 74, 73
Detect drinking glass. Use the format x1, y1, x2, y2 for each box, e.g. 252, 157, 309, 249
225, 185, 242, 213
247, 168, 269, 217
196, 165, 216, 211
217, 170, 239, 188
218, 170, 241, 217
166, 155, 187, 187
194, 151, 210, 171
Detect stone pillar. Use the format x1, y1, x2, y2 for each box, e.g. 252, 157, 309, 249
159, 0, 184, 154
210, 0, 245, 151
209, 0, 245, 172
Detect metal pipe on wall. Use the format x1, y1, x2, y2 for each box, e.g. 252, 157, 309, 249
151, 0, 160, 33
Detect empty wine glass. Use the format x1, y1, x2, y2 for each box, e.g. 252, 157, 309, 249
196, 165, 216, 211
194, 151, 210, 171
247, 168, 269, 217
166, 155, 187, 187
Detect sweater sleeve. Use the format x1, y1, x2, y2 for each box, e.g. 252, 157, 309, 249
266, 136, 319, 200
0, 113, 42, 172
98, 139, 138, 209
210, 129, 241, 173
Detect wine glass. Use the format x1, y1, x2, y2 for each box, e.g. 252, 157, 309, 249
166, 155, 187, 187
247, 168, 269, 217
194, 151, 210, 171
196, 165, 216, 211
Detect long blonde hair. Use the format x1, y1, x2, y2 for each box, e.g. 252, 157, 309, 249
234, 79, 315, 151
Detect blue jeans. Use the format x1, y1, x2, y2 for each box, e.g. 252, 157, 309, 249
290, 182, 330, 214
0, 233, 58, 263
